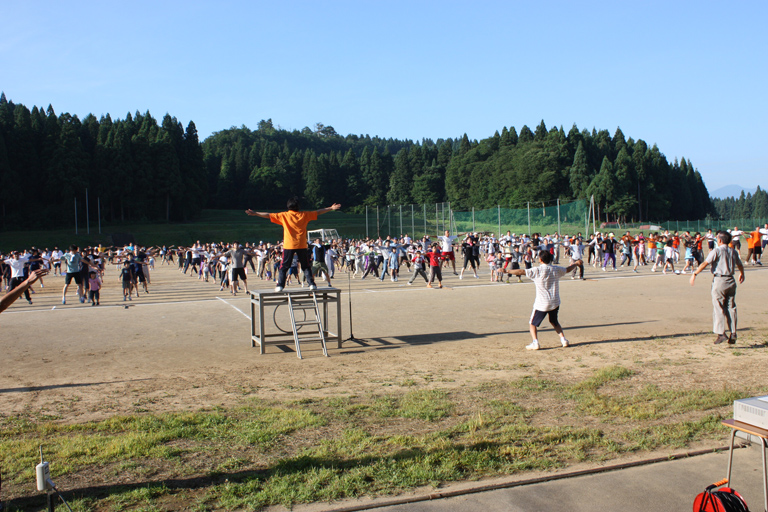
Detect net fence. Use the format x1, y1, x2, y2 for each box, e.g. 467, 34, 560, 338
361, 200, 591, 239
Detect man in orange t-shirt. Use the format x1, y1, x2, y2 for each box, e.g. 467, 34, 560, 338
246, 196, 341, 292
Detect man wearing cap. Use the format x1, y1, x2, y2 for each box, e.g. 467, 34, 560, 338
690, 230, 745, 344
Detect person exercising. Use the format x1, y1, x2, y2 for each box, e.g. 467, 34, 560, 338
246, 196, 341, 292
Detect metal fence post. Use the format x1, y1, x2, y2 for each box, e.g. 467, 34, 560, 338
411, 204, 414, 237
527, 202, 531, 236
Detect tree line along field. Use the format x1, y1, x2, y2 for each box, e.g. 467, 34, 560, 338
1, 94, 716, 235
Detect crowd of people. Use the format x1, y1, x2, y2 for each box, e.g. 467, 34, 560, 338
0, 244, 157, 306
1, 224, 766, 307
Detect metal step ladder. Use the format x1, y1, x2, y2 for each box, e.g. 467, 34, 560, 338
287, 292, 329, 359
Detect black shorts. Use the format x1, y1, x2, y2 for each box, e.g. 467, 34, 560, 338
135, 270, 146, 283
231, 267, 247, 281
530, 307, 559, 327
65, 272, 82, 285
755, 245, 763, 256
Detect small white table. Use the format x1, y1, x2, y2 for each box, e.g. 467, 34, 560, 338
722, 418, 768, 512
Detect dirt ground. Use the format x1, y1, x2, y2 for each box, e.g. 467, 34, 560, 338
2, 259, 766, 425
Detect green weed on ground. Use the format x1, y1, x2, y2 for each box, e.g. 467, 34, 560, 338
1, 366, 762, 511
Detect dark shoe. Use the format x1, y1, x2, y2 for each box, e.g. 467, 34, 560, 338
728, 334, 737, 345
714, 334, 729, 345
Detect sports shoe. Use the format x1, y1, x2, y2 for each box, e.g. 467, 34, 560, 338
62, 298, 66, 305
602, 267, 606, 271
128, 296, 132, 301
728, 334, 737, 345
309, 284, 317, 291
407, 282, 412, 286
714, 334, 728, 345
525, 341, 540, 351
459, 275, 463, 280
275, 286, 284, 292
79, 295, 85, 303
561, 338, 570, 348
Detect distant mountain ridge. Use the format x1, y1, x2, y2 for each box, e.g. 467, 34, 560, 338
710, 185, 758, 199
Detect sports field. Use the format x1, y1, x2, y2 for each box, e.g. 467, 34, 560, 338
1, 260, 767, 511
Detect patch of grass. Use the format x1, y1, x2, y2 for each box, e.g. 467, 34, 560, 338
368, 390, 453, 421
4, 357, 766, 511
0, 404, 324, 487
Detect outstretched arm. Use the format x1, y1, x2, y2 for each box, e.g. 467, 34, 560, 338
565, 262, 583, 274
316, 204, 341, 215
0, 269, 48, 313
245, 210, 271, 219
503, 268, 526, 277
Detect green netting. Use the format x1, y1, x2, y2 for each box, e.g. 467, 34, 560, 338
453, 200, 589, 236
363, 200, 590, 239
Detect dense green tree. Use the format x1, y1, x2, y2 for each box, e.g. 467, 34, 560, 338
387, 149, 412, 205
569, 141, 591, 199
518, 125, 533, 144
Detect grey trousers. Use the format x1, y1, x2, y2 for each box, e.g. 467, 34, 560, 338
711, 276, 737, 336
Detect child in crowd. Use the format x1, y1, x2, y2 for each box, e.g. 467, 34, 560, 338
120, 261, 134, 301
682, 241, 695, 274
426, 243, 443, 288
88, 271, 101, 306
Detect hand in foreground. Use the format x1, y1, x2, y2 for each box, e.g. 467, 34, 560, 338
330, 204, 342, 210
25, 268, 48, 286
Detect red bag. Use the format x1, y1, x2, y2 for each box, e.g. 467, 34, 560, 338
693, 479, 749, 512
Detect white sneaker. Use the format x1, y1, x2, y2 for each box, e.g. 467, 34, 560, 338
459, 275, 463, 280
275, 286, 283, 292
561, 338, 570, 347
602, 267, 606, 271
309, 284, 317, 291
525, 341, 540, 351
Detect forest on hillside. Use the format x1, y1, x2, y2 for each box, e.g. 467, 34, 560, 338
203, 120, 714, 223
711, 187, 768, 221
0, 94, 206, 229
0, 93, 718, 231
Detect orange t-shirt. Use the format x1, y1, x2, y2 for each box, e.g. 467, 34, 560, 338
269, 211, 318, 249
748, 231, 760, 249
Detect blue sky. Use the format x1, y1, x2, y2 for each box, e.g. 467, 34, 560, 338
2, 1, 766, 193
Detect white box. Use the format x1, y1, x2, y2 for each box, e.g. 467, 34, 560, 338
734, 395, 768, 430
